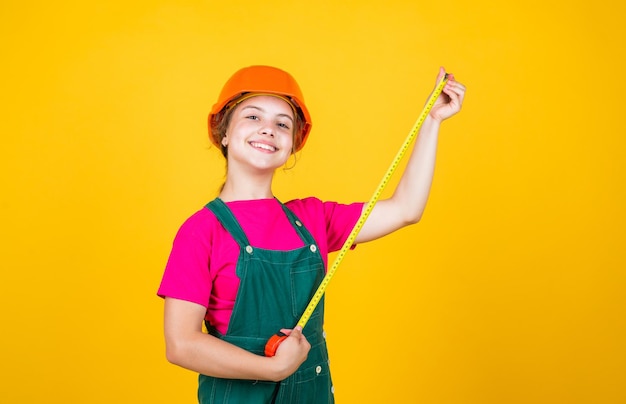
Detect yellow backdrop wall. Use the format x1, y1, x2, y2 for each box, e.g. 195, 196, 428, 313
1, 1, 624, 403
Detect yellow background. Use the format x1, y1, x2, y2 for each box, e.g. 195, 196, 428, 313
2, 1, 624, 403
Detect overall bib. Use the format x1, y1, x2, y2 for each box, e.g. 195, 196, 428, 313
198, 198, 335, 404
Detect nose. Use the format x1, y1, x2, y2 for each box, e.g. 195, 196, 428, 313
259, 125, 274, 137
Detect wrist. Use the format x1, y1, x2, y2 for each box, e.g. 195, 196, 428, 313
266, 356, 291, 382
421, 115, 441, 135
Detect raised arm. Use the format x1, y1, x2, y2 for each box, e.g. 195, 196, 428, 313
163, 297, 310, 382
356, 67, 466, 244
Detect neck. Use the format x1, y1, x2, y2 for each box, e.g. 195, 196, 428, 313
219, 169, 275, 202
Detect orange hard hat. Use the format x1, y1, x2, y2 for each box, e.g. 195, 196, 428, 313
208, 65, 312, 152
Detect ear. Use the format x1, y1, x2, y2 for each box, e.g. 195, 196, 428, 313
221, 136, 228, 147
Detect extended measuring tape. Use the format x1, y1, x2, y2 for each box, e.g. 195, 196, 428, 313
265, 73, 449, 357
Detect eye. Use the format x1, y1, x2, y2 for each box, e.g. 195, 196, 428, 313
246, 115, 259, 120
277, 122, 290, 130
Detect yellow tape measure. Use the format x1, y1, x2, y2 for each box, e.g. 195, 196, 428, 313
265, 73, 448, 356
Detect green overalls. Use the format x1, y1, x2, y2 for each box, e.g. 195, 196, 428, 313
198, 198, 335, 404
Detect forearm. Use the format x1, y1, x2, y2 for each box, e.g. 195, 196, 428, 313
163, 298, 302, 382
390, 115, 441, 224
166, 331, 285, 381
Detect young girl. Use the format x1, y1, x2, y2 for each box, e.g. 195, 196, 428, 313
158, 65, 465, 403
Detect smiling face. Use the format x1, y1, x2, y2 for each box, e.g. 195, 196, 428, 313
221, 95, 296, 173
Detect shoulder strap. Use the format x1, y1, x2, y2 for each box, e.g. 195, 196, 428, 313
278, 199, 317, 246
205, 198, 250, 247
206, 198, 318, 248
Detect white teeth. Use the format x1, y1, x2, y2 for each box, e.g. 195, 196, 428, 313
250, 142, 277, 152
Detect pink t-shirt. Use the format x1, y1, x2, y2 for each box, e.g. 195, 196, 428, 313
157, 197, 364, 334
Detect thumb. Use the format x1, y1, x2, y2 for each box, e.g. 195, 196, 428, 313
290, 326, 303, 338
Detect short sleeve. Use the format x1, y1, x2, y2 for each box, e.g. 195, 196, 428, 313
157, 211, 213, 308
322, 200, 364, 252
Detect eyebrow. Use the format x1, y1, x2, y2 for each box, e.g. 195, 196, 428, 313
240, 105, 294, 122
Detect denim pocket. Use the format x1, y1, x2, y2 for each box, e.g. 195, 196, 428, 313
290, 261, 324, 319
198, 375, 279, 404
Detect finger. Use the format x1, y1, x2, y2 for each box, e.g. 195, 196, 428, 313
436, 66, 446, 84
442, 89, 461, 108
444, 81, 465, 98
446, 78, 466, 92
443, 84, 459, 98
446, 81, 466, 94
